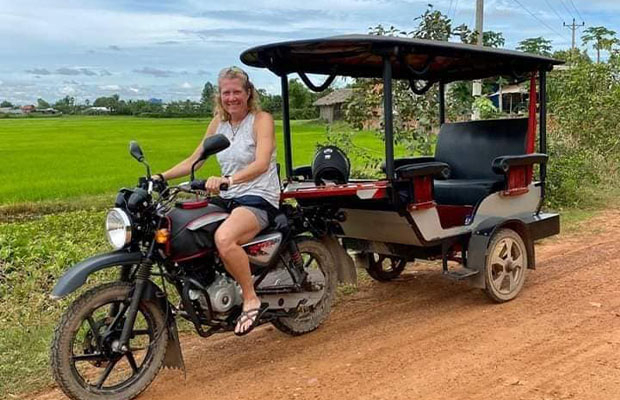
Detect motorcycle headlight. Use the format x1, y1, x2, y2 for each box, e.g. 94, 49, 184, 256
105, 208, 132, 250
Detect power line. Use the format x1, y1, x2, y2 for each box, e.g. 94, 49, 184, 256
542, 0, 565, 24
567, 0, 585, 23
557, 0, 576, 19
451, 0, 460, 22
512, 0, 571, 41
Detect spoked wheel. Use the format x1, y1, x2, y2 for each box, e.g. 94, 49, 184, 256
366, 253, 407, 282
272, 238, 337, 336
483, 228, 528, 303
51, 282, 168, 400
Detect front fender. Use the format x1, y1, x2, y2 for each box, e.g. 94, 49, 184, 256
51, 251, 143, 299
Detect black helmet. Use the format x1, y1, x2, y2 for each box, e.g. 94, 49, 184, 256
311, 146, 350, 185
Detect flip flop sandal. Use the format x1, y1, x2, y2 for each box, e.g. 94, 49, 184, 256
234, 305, 268, 336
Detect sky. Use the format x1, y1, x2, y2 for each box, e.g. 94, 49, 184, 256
0, 0, 618, 105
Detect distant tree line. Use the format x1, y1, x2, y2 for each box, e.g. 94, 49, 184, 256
1, 78, 323, 120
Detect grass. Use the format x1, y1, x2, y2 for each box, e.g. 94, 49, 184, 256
0, 116, 404, 207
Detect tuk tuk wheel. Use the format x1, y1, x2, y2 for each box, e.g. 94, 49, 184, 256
366, 253, 407, 282
483, 228, 528, 303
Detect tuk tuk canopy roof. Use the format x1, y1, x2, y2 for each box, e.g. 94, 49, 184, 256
241, 35, 563, 83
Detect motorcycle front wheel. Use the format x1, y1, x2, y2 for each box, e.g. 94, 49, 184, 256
50, 282, 168, 400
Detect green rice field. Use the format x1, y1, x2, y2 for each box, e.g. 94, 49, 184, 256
0, 116, 403, 206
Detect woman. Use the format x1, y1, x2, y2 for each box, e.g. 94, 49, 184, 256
155, 66, 280, 336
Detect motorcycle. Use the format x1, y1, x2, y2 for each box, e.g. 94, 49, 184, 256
49, 134, 337, 400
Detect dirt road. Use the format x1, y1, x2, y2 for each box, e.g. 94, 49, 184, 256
32, 210, 620, 400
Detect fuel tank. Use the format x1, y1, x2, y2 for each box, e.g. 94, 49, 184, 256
166, 202, 228, 261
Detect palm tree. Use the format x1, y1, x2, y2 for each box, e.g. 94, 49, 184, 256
582, 26, 618, 63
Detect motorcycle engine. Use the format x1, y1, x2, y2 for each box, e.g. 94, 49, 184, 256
206, 272, 242, 313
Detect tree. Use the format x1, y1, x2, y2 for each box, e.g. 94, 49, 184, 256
54, 96, 76, 114
288, 78, 314, 110
409, 4, 451, 41
453, 25, 505, 48
37, 98, 50, 109
257, 89, 282, 114
0, 100, 13, 108
93, 94, 121, 112
200, 81, 216, 108
552, 48, 591, 64
582, 26, 618, 63
516, 37, 553, 56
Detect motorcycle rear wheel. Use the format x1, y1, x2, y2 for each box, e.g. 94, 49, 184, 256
272, 238, 337, 336
50, 282, 168, 400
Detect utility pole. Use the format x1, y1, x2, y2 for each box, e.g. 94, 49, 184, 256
563, 18, 585, 52
472, 0, 483, 119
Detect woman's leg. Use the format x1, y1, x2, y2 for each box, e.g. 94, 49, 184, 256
214, 206, 262, 334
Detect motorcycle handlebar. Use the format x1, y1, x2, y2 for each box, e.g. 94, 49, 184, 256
181, 180, 228, 193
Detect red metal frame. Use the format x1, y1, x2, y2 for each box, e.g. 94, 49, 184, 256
280, 181, 389, 200
501, 73, 537, 197
436, 205, 474, 229
406, 176, 435, 211
502, 166, 532, 196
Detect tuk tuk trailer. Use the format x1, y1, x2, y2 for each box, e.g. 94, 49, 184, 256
241, 35, 562, 302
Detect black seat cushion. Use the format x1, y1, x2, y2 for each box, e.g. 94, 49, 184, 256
432, 118, 528, 205
434, 179, 505, 206
435, 118, 528, 180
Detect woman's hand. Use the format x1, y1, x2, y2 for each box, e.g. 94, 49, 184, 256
205, 176, 230, 193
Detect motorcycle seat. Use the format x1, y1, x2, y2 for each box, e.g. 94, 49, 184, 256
259, 212, 289, 235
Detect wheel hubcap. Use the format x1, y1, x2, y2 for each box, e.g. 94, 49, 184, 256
490, 238, 524, 294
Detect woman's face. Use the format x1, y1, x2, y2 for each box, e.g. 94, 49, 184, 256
219, 77, 250, 117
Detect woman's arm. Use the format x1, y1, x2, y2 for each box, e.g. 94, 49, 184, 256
159, 117, 220, 180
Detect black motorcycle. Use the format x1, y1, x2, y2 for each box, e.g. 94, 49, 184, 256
49, 134, 336, 400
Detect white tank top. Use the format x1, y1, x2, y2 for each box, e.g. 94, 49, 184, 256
215, 113, 280, 208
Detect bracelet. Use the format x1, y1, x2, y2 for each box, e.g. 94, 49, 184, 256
224, 175, 234, 186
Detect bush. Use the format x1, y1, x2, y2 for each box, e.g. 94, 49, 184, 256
289, 107, 319, 120
546, 60, 620, 208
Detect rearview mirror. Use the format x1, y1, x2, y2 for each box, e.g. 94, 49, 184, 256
129, 141, 144, 162
199, 134, 230, 161
190, 134, 230, 181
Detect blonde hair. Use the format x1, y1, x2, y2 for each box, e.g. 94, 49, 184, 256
214, 66, 261, 121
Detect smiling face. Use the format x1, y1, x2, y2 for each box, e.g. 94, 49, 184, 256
219, 77, 250, 120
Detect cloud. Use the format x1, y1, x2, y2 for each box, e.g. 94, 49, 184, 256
99, 69, 112, 76
59, 85, 77, 95
133, 67, 174, 77
109, 45, 121, 51
179, 27, 288, 40
56, 67, 81, 76
200, 9, 333, 25
99, 84, 120, 90
129, 87, 139, 93
25, 68, 51, 75
79, 68, 98, 76
156, 40, 180, 45
181, 82, 192, 88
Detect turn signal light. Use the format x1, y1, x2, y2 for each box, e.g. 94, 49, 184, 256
155, 229, 170, 244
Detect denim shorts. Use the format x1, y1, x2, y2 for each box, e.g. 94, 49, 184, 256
211, 195, 277, 230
